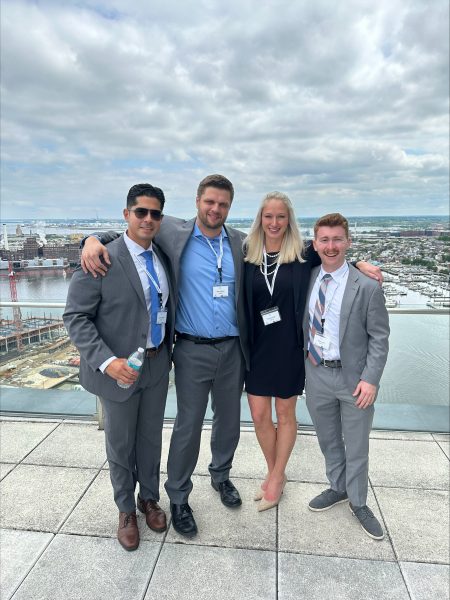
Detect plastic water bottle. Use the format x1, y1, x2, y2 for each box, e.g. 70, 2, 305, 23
117, 347, 145, 388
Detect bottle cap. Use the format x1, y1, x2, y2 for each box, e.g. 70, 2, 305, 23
138, 347, 144, 353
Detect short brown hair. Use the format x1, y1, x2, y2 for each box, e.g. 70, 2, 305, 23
197, 174, 234, 202
314, 213, 349, 238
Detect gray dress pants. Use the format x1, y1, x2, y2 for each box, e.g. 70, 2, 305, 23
165, 337, 245, 504
305, 360, 374, 507
100, 346, 169, 513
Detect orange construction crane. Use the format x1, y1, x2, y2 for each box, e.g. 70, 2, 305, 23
8, 262, 23, 351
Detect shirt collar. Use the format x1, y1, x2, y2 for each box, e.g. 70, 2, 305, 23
193, 223, 228, 240
319, 260, 349, 283
124, 231, 153, 256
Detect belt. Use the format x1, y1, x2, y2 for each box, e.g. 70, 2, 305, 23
319, 358, 342, 368
145, 341, 165, 358
176, 332, 237, 345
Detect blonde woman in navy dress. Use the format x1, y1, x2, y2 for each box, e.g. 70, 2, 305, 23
243, 192, 321, 511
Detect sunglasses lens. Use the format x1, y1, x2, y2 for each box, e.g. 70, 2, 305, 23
132, 208, 162, 220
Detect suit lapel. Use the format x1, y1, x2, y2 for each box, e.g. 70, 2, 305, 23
172, 218, 196, 285
116, 237, 147, 311
339, 264, 360, 345
225, 225, 244, 308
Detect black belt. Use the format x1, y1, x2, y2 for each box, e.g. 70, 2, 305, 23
145, 341, 165, 358
319, 359, 342, 368
176, 332, 237, 345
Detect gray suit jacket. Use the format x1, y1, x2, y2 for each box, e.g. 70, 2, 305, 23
63, 235, 175, 402
98, 216, 250, 369
302, 263, 390, 392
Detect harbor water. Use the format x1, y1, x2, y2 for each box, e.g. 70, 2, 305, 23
1, 271, 449, 413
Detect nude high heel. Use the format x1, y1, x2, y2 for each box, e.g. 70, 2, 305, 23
254, 485, 265, 501
257, 476, 287, 512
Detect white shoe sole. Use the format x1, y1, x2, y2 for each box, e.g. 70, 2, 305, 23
308, 497, 348, 512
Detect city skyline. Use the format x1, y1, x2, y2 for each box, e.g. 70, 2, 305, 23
1, 0, 449, 220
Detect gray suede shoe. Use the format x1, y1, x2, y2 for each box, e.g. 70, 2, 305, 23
308, 488, 348, 511
349, 503, 384, 540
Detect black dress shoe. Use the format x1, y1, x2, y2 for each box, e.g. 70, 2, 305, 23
170, 503, 198, 538
211, 478, 242, 508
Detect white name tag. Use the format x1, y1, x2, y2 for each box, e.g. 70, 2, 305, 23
213, 285, 229, 298
313, 332, 330, 349
156, 309, 168, 324
261, 307, 281, 325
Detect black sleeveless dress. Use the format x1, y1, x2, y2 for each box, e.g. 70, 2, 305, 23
244, 262, 304, 399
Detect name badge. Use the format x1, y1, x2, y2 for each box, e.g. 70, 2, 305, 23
213, 285, 229, 298
313, 332, 330, 349
261, 307, 281, 325
156, 309, 168, 324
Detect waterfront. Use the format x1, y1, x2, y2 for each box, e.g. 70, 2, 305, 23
1, 271, 448, 413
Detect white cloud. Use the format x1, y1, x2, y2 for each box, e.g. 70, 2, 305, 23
1, 0, 448, 219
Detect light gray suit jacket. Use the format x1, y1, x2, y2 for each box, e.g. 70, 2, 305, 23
303, 263, 390, 393
63, 235, 175, 402
99, 216, 250, 370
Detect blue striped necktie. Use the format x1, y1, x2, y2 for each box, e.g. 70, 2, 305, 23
141, 250, 162, 347
308, 274, 332, 365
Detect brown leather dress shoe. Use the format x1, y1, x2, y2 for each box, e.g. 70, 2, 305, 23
137, 494, 167, 532
118, 511, 139, 551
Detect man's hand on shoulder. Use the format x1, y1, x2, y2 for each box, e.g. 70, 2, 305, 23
355, 261, 383, 284
81, 237, 111, 278
105, 358, 139, 386
353, 380, 377, 409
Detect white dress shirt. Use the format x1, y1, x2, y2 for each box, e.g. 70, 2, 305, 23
308, 261, 349, 360
99, 232, 169, 372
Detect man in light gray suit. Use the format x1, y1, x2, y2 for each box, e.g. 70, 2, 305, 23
303, 213, 389, 540
80, 175, 250, 538
64, 184, 175, 551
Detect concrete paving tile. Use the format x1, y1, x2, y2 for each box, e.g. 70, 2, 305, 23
375, 487, 449, 563
369, 439, 449, 489
279, 553, 409, 600
23, 423, 106, 468
0, 529, 53, 600
165, 475, 276, 550
62, 469, 168, 542
401, 561, 450, 600
370, 430, 434, 441
285, 434, 329, 483
0, 464, 97, 532
0, 463, 16, 480
145, 544, 276, 600
12, 534, 159, 600
229, 430, 272, 480
0, 421, 58, 462
278, 482, 395, 560
437, 440, 450, 460
433, 434, 450, 442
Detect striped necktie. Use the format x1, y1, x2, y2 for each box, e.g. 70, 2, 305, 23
308, 274, 332, 366
141, 250, 162, 347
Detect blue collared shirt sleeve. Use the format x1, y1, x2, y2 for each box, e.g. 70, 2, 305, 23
175, 224, 239, 337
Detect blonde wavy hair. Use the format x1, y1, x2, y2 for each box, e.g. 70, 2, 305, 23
243, 191, 305, 265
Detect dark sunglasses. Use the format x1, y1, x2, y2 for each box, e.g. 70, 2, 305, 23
128, 207, 163, 221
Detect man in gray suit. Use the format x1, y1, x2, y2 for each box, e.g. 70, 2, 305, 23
303, 213, 389, 540
64, 183, 175, 551
80, 175, 250, 538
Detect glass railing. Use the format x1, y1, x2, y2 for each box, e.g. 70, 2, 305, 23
0, 301, 449, 432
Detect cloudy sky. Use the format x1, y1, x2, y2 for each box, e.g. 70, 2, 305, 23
1, 0, 449, 220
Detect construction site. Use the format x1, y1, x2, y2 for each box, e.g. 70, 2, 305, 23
0, 263, 80, 390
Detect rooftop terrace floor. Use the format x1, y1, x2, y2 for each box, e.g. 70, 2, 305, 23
0, 418, 449, 600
